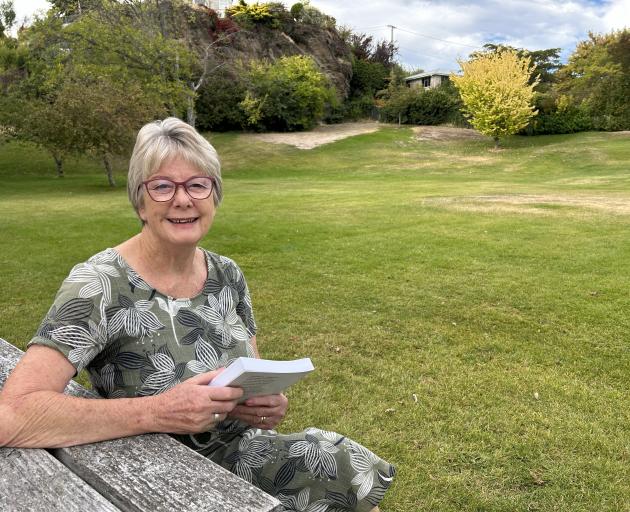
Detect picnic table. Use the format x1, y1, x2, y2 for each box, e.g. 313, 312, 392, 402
0, 338, 283, 512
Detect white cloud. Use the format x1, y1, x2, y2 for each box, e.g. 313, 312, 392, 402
13, 0, 51, 26
601, 0, 630, 31
303, 0, 628, 70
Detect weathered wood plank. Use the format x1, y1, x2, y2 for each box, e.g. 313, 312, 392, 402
0, 447, 122, 512
0, 339, 283, 512
55, 436, 284, 512
1, 344, 120, 511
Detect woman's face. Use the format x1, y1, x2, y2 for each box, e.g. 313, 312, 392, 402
138, 156, 216, 248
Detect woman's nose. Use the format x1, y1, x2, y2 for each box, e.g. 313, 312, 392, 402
172, 184, 192, 204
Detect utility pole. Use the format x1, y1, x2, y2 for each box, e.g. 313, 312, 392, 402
386, 24, 397, 63
387, 24, 396, 45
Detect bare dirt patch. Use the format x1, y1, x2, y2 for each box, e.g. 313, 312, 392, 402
412, 126, 487, 141
243, 123, 488, 149
424, 194, 630, 216
246, 121, 380, 149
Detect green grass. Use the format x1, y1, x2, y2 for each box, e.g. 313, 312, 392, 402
1, 128, 629, 511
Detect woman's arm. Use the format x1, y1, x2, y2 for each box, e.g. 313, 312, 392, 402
0, 345, 242, 448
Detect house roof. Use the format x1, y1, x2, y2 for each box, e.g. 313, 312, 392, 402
404, 70, 452, 81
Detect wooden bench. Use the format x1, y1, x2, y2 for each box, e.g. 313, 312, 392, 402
0, 338, 283, 512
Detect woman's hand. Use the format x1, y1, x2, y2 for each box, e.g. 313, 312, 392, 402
151, 370, 243, 434
229, 393, 288, 430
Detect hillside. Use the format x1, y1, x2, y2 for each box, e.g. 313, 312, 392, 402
188, 4, 354, 98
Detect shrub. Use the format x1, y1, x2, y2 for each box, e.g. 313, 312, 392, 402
226, 1, 277, 28
195, 71, 247, 132
379, 83, 461, 125
524, 95, 592, 135
325, 94, 375, 123
290, 2, 304, 20
407, 86, 459, 125
349, 58, 388, 98
240, 55, 335, 131
299, 2, 336, 29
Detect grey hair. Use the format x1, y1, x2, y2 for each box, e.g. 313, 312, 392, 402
127, 117, 222, 217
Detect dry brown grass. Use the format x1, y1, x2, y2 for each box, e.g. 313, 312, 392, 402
423, 194, 630, 216
412, 126, 487, 141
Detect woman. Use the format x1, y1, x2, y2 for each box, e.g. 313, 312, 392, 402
0, 118, 395, 511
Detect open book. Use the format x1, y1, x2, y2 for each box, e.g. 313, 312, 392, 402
209, 357, 315, 402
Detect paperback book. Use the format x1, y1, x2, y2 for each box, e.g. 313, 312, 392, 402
209, 357, 315, 402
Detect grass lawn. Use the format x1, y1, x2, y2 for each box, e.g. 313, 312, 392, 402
1, 127, 629, 511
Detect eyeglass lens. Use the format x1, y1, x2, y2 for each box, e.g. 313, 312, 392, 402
145, 177, 214, 201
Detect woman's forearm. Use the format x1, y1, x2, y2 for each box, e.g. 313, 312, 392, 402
0, 391, 159, 448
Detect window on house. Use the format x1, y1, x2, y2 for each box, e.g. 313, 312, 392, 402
422, 77, 431, 88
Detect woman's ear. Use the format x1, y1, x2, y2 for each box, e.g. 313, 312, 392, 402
138, 206, 147, 224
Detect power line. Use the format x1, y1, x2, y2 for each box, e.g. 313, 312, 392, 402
395, 26, 479, 49
355, 25, 387, 31
355, 24, 479, 50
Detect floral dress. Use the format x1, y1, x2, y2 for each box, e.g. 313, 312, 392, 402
29, 248, 396, 512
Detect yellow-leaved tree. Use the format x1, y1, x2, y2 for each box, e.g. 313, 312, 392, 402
451, 50, 539, 148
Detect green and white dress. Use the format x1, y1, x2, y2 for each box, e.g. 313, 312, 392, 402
30, 248, 396, 511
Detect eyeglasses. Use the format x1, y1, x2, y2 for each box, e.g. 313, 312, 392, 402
141, 176, 215, 202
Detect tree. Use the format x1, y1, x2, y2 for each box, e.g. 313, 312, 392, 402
0, 0, 15, 37
451, 50, 539, 148
472, 44, 562, 92
0, 5, 182, 183
556, 29, 630, 130
240, 55, 334, 131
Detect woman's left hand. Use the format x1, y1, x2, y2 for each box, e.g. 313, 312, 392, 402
229, 393, 288, 430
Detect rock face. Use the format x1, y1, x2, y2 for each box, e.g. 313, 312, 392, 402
229, 24, 353, 97
190, 8, 353, 98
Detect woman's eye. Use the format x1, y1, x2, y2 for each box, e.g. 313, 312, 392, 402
152, 183, 174, 191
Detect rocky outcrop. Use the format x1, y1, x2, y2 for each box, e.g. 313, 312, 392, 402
189, 8, 353, 98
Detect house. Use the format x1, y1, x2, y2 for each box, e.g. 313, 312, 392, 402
191, 0, 235, 15
405, 71, 451, 90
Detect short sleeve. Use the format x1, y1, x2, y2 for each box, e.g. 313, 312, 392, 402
219, 256, 257, 338
28, 260, 117, 374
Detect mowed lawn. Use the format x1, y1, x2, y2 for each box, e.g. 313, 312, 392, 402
1, 126, 629, 511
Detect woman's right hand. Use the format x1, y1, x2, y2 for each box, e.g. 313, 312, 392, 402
151, 370, 243, 434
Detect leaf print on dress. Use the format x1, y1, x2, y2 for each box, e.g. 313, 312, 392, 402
220, 256, 257, 337
138, 345, 186, 396
37, 298, 94, 339
348, 442, 395, 502
287, 428, 340, 480
88, 248, 124, 266
156, 297, 191, 346
92, 363, 125, 399
194, 286, 249, 349
278, 488, 330, 512
185, 335, 230, 374
50, 318, 108, 372
325, 489, 358, 511
224, 429, 274, 483
66, 262, 119, 305
106, 295, 164, 339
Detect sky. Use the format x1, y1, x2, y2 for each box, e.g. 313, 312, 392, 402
14, 0, 630, 72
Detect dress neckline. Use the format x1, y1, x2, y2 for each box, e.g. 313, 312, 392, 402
109, 247, 211, 301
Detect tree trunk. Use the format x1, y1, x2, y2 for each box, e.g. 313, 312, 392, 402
103, 154, 116, 187
53, 154, 64, 178
186, 94, 196, 127
494, 136, 500, 149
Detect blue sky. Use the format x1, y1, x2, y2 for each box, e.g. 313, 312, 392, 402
16, 0, 630, 72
